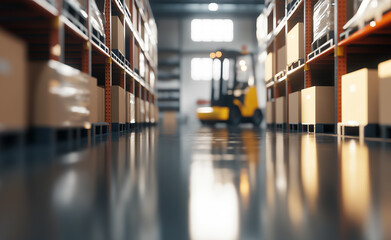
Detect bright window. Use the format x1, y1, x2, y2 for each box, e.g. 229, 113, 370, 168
191, 58, 213, 81
191, 19, 234, 42
191, 58, 230, 81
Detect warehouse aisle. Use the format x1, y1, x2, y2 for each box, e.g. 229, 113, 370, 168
1, 125, 391, 240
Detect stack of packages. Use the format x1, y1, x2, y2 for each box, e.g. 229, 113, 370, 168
344, 0, 391, 30
312, 0, 334, 51
90, 0, 106, 43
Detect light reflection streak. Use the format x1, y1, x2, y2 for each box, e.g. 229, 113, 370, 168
301, 135, 318, 212
341, 140, 370, 226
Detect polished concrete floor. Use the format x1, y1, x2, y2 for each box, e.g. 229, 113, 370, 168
1, 124, 391, 240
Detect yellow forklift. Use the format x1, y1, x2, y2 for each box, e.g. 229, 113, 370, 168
197, 49, 263, 126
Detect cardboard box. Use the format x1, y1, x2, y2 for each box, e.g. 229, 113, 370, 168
135, 97, 141, 123
276, 97, 286, 124
140, 99, 145, 123
379, 60, 391, 125
145, 100, 150, 123
265, 52, 274, 82
0, 28, 27, 131
287, 23, 304, 65
266, 101, 275, 124
88, 77, 98, 123
111, 16, 125, 55
130, 93, 136, 123
342, 68, 379, 125
97, 86, 105, 122
289, 91, 301, 124
126, 92, 131, 123
112, 86, 126, 123
301, 86, 334, 124
277, 45, 287, 73
124, 0, 131, 9
29, 60, 91, 128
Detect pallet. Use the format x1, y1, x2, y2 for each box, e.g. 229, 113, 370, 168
112, 49, 125, 66
308, 38, 334, 60
62, 0, 88, 36
267, 123, 275, 130
275, 70, 286, 82
124, 5, 132, 22
276, 123, 287, 132
380, 125, 391, 139
312, 31, 334, 52
302, 123, 334, 134
91, 27, 109, 54
29, 126, 89, 145
112, 123, 126, 132
337, 123, 380, 139
91, 122, 109, 136
289, 123, 302, 132
287, 0, 301, 16
0, 130, 25, 150
288, 58, 304, 71
339, 26, 359, 41
124, 59, 132, 72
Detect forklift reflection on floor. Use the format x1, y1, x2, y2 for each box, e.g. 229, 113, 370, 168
197, 48, 263, 126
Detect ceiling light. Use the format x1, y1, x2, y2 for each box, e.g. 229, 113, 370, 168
208, 3, 218, 11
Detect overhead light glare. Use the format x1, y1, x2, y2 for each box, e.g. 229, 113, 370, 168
208, 3, 219, 11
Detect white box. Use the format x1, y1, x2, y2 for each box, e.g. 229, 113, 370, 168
378, 60, 391, 126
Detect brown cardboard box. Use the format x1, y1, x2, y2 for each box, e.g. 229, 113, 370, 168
379, 60, 391, 125
134, 44, 140, 72
126, 92, 131, 123
112, 86, 126, 123
29, 60, 91, 128
276, 97, 286, 124
266, 101, 275, 124
145, 100, 150, 123
277, 45, 287, 74
130, 93, 136, 123
140, 99, 145, 123
342, 68, 379, 125
301, 86, 334, 124
150, 103, 155, 123
265, 52, 274, 82
97, 86, 105, 122
289, 91, 301, 124
135, 97, 141, 123
287, 23, 304, 65
111, 16, 125, 55
124, 0, 131, 9
89, 77, 98, 123
0, 28, 27, 131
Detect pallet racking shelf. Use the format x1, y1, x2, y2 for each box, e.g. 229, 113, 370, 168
0, 0, 158, 137
260, 0, 391, 136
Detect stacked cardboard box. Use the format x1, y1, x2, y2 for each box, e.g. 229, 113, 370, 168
276, 97, 286, 124
277, 46, 287, 74
97, 86, 106, 122
265, 52, 274, 82
0, 28, 27, 132
301, 86, 334, 124
29, 60, 91, 128
379, 60, 391, 126
111, 16, 125, 55
289, 91, 301, 124
266, 101, 275, 124
342, 68, 379, 125
287, 23, 304, 66
112, 86, 126, 123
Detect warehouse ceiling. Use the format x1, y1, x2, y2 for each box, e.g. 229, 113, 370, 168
150, 0, 265, 17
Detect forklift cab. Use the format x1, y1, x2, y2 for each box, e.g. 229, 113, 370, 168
197, 49, 263, 126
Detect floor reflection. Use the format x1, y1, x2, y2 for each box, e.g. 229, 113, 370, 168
0, 125, 391, 240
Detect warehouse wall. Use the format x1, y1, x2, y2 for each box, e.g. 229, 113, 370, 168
157, 17, 265, 124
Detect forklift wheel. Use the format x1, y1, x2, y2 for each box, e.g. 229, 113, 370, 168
252, 109, 263, 126
201, 120, 215, 127
229, 107, 242, 126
